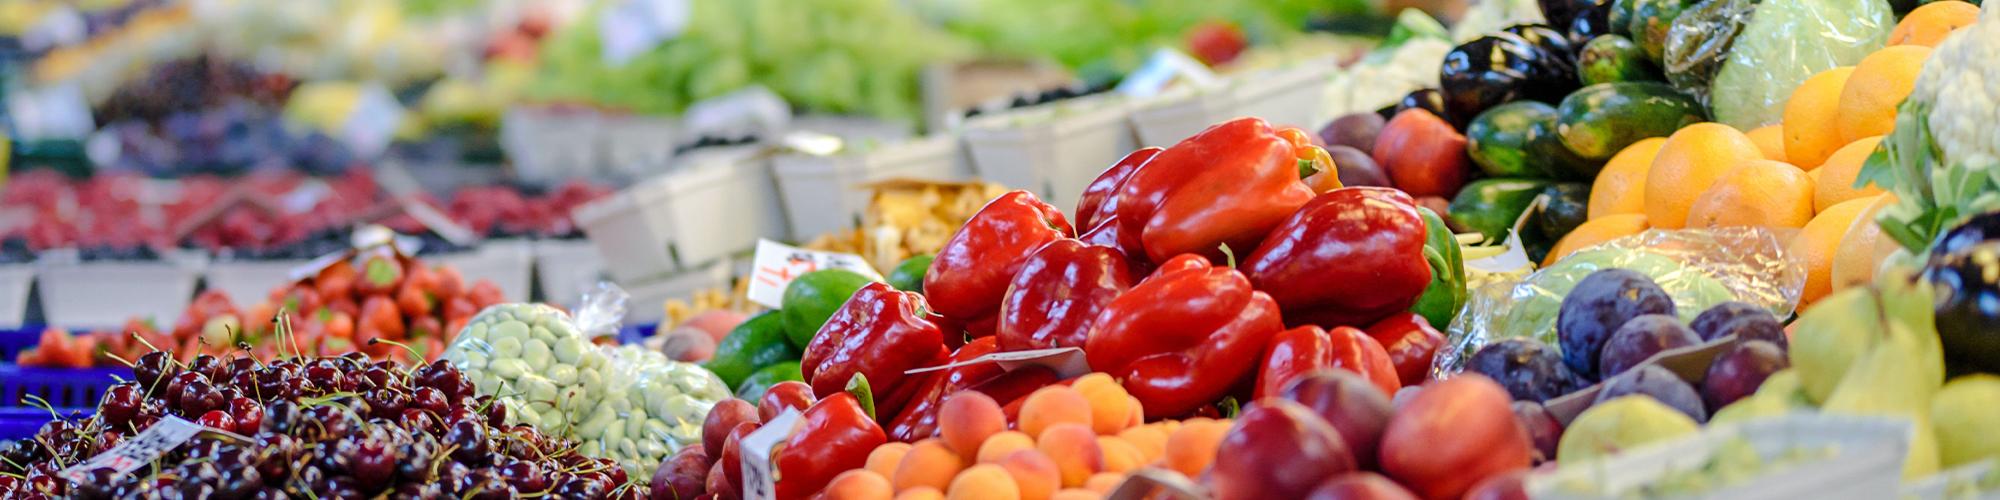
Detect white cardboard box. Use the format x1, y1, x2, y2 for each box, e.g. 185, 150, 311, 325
961, 94, 1138, 210
1229, 62, 1336, 131
772, 134, 970, 239
502, 107, 604, 184
598, 114, 682, 179
38, 251, 207, 328
619, 260, 736, 325
1527, 414, 1912, 500
0, 265, 33, 327
1128, 85, 1234, 148
534, 238, 608, 307
574, 147, 785, 283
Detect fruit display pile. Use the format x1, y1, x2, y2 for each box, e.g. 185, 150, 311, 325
0, 350, 648, 498
11, 0, 2000, 498
0, 169, 609, 258
14, 246, 507, 368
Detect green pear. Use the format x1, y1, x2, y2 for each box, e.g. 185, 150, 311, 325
1933, 374, 2000, 468
1752, 369, 1813, 407
1558, 396, 1701, 465
1821, 320, 1945, 478
1790, 288, 1885, 403
1710, 391, 1801, 425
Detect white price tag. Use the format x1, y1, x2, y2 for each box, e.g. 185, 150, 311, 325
339, 84, 405, 158
1115, 48, 1221, 99
598, 0, 690, 66
1465, 195, 1542, 273
740, 408, 804, 500
746, 239, 883, 309
58, 416, 204, 482
905, 347, 1091, 379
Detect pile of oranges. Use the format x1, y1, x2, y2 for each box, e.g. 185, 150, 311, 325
817, 373, 1235, 500
1564, 0, 1981, 307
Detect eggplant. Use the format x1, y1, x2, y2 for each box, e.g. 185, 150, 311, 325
1539, 0, 1608, 33
1566, 3, 1616, 46
1440, 32, 1580, 123
1926, 210, 2000, 374
1397, 89, 1454, 126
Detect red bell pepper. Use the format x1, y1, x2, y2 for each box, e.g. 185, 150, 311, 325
996, 239, 1136, 352
886, 336, 1060, 441
801, 283, 951, 419
924, 191, 1074, 330
1254, 325, 1401, 400
1074, 147, 1161, 231
1110, 118, 1320, 263
773, 391, 886, 499
1364, 312, 1448, 387
1242, 187, 1433, 329
1085, 254, 1286, 418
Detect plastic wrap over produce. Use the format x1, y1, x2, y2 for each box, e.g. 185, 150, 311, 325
1667, 0, 1892, 129
443, 284, 732, 482
1434, 227, 1805, 377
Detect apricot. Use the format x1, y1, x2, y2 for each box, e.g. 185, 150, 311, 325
895, 439, 966, 492
895, 487, 946, 500
1163, 419, 1233, 477
824, 469, 895, 500
867, 442, 914, 479
1096, 437, 1145, 473
1036, 423, 1104, 487
977, 431, 1037, 464
946, 464, 1023, 500
1019, 386, 1093, 439
941, 392, 1008, 462
999, 450, 1061, 500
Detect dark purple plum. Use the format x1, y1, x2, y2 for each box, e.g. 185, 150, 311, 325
1511, 401, 1563, 465
1690, 301, 1787, 348
1702, 340, 1789, 409
1598, 314, 1700, 379
1558, 269, 1677, 381
1593, 364, 1706, 422
1466, 338, 1579, 402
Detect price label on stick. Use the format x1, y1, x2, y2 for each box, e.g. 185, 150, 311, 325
740, 409, 803, 500
58, 416, 204, 482
746, 239, 883, 308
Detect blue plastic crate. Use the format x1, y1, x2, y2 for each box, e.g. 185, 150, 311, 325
0, 326, 42, 361
0, 407, 92, 442
616, 323, 658, 346
0, 365, 123, 409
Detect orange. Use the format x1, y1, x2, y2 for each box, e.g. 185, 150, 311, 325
1544, 213, 1650, 267
1748, 124, 1787, 162
1589, 137, 1665, 220
1684, 159, 1815, 229
1645, 123, 1764, 228
1832, 194, 1901, 290
1791, 196, 1878, 306
1814, 136, 1888, 212
1889, 1, 1981, 47
1784, 67, 1856, 168
1837, 46, 1933, 143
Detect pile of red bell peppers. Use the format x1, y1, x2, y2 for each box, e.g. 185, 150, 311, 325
758, 117, 1469, 498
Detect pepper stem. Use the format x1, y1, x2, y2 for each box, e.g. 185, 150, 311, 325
846, 373, 876, 421
1298, 158, 1317, 179
1217, 244, 1236, 268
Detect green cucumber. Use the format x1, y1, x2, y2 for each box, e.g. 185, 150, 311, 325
1579, 35, 1661, 85
1466, 101, 1593, 180
1555, 82, 1706, 166
1631, 0, 1691, 64
1449, 178, 1555, 243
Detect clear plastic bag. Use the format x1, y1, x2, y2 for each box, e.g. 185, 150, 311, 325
444, 283, 730, 482
1434, 227, 1806, 377
1687, 0, 1894, 129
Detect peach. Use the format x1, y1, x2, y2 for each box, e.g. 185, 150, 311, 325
977, 431, 1037, 464
1163, 419, 1233, 477
867, 442, 914, 479
999, 450, 1061, 500
1036, 423, 1104, 487
1019, 386, 1094, 439
824, 469, 895, 500
947, 464, 1023, 500
895, 439, 966, 492
941, 392, 1008, 462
